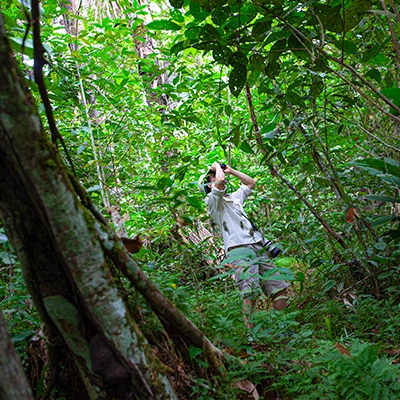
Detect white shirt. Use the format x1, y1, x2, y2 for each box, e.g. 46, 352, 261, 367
205, 184, 263, 252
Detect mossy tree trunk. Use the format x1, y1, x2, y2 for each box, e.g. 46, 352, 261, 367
0, 9, 224, 399
0, 11, 177, 399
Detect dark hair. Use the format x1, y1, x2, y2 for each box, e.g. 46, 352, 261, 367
206, 170, 215, 183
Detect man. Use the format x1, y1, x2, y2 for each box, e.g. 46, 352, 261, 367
202, 162, 289, 331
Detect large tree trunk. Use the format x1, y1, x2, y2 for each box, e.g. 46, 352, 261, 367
0, 9, 225, 399
0, 11, 175, 399
0, 309, 33, 400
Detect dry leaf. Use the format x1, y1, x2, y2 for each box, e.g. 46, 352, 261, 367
335, 343, 351, 357
122, 236, 142, 253
232, 380, 259, 399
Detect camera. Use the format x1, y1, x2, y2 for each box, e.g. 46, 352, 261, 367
263, 239, 281, 258
220, 163, 227, 170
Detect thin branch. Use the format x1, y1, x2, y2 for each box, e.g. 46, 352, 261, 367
244, 84, 352, 252
388, 0, 400, 23
31, 0, 76, 175
379, 0, 400, 68
265, 9, 400, 118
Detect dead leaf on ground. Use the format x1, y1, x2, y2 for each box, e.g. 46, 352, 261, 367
232, 380, 259, 399
122, 236, 142, 253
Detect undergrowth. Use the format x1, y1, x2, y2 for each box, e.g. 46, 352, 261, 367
2, 234, 400, 399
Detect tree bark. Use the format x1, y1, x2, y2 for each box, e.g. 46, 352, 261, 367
0, 11, 176, 399
0, 309, 33, 400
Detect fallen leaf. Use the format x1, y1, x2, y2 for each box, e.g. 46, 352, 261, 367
232, 380, 259, 399
122, 236, 142, 253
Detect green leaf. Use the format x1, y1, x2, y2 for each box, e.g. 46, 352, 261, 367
228, 51, 248, 67
265, 60, 281, 78
333, 39, 358, 55
229, 125, 241, 147
313, 4, 342, 33
288, 34, 310, 60
212, 46, 232, 64
8, 37, 34, 58
170, 39, 192, 55
169, 0, 184, 8
186, 196, 203, 209
381, 88, 400, 115
188, 345, 203, 359
250, 54, 265, 71
269, 38, 286, 62
198, 0, 225, 13
0, 233, 8, 244
324, 279, 336, 292
370, 215, 397, 228
146, 20, 181, 31
199, 24, 220, 41
285, 91, 305, 108
314, 0, 371, 33
351, 157, 400, 179
229, 64, 247, 97
344, 0, 372, 32
240, 140, 255, 154
211, 4, 230, 25
252, 19, 272, 41
364, 195, 400, 203
224, 247, 257, 265
374, 240, 387, 251
362, 45, 381, 62
189, 0, 210, 21
365, 68, 382, 83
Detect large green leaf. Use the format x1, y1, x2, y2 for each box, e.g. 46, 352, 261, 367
240, 140, 255, 154
380, 88, 400, 115
211, 4, 230, 25
228, 51, 248, 67
146, 20, 181, 31
229, 64, 247, 97
169, 0, 184, 8
364, 195, 400, 204
189, 0, 210, 20
351, 158, 400, 178
285, 91, 305, 108
351, 158, 400, 187
199, 24, 220, 41
313, 0, 371, 33
212, 46, 232, 64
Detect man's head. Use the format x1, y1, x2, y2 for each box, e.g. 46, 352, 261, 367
203, 170, 215, 194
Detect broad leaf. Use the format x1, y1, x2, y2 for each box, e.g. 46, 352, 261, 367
240, 140, 255, 154
228, 51, 248, 67
146, 20, 181, 31
364, 195, 400, 204
229, 64, 247, 97
169, 0, 184, 8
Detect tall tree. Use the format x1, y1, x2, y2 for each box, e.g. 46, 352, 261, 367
0, 9, 223, 399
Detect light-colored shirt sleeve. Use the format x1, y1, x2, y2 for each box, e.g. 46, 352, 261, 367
229, 184, 252, 205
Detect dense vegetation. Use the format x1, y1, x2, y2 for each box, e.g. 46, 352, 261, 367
1, 0, 399, 398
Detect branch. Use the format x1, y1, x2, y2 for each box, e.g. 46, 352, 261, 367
244, 84, 352, 252
31, 0, 76, 174
95, 223, 226, 377
379, 0, 400, 67
260, 7, 400, 120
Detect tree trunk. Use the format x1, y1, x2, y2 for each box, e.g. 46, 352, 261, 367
0, 11, 176, 399
0, 309, 33, 400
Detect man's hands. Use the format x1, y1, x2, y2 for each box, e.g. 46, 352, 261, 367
210, 162, 255, 189
210, 162, 233, 174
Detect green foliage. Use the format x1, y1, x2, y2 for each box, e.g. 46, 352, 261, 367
1, 0, 400, 397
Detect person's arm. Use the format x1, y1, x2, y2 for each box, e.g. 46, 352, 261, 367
224, 165, 256, 189
210, 162, 226, 191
